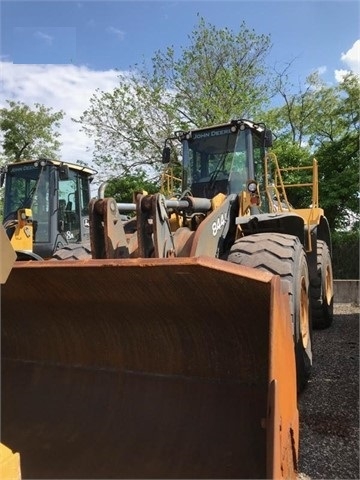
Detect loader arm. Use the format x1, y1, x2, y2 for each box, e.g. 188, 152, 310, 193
89, 194, 216, 260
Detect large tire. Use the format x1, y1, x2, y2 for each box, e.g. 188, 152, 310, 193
51, 243, 92, 260
227, 232, 312, 392
310, 240, 334, 329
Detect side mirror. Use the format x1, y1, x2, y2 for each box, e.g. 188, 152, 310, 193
0, 172, 5, 187
162, 146, 171, 164
264, 129, 273, 148
59, 163, 69, 180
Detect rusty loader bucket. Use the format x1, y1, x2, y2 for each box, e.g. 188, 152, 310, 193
0, 225, 21, 480
1, 257, 299, 479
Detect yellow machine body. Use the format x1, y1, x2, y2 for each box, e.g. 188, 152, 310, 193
8, 209, 33, 253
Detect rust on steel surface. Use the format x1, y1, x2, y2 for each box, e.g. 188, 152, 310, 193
266, 277, 299, 479
1, 257, 298, 479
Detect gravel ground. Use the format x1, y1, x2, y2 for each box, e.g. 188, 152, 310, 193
298, 303, 359, 480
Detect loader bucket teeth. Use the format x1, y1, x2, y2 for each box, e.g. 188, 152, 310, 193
1, 257, 298, 479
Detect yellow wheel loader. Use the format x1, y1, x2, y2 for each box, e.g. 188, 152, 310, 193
1, 158, 96, 259
1, 119, 333, 479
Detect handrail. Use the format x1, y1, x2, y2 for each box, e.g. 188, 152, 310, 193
160, 167, 182, 197
264, 154, 320, 251
264, 154, 319, 211
275, 159, 319, 208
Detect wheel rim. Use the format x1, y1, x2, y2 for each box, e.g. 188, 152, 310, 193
325, 264, 333, 304
300, 275, 310, 349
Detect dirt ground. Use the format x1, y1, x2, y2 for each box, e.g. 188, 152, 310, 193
298, 303, 359, 479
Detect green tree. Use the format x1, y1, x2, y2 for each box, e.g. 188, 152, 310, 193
77, 16, 272, 179
267, 138, 313, 208
315, 134, 359, 230
105, 170, 159, 203
0, 100, 64, 162
304, 74, 359, 230
77, 77, 177, 181
264, 72, 360, 230
152, 16, 272, 127
265, 67, 325, 146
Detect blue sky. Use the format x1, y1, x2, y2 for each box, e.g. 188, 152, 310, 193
2, 1, 360, 78
0, 0, 359, 162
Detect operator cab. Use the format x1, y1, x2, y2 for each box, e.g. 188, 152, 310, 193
2, 159, 96, 258
176, 119, 272, 199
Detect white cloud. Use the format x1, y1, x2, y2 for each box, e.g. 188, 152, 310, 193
316, 65, 327, 76
334, 69, 351, 83
0, 61, 121, 166
106, 26, 125, 41
341, 40, 360, 73
335, 39, 360, 81
34, 31, 53, 46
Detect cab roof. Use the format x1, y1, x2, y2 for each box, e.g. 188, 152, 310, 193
6, 158, 97, 176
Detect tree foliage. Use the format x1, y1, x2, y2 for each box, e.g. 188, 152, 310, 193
332, 230, 359, 278
104, 170, 159, 203
265, 72, 360, 230
77, 76, 177, 180
152, 16, 272, 127
77, 16, 272, 179
0, 100, 64, 163
264, 67, 325, 146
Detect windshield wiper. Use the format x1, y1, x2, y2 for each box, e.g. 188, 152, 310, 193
209, 154, 227, 189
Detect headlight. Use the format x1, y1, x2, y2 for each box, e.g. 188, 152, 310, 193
247, 181, 257, 193
34, 159, 47, 167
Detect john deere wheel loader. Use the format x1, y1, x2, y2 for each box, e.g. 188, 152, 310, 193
1, 119, 333, 479
1, 158, 96, 260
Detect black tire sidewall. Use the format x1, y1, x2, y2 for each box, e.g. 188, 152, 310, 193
292, 245, 312, 391
311, 240, 334, 329
228, 233, 312, 391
